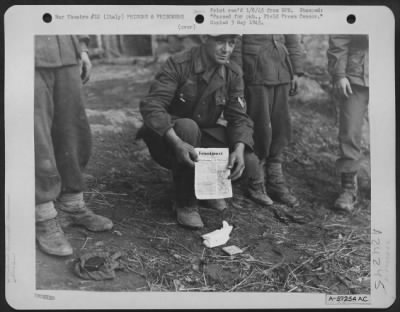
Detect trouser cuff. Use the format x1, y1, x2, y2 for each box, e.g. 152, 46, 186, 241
36, 201, 57, 222
57, 192, 85, 212
266, 156, 283, 164
336, 159, 361, 174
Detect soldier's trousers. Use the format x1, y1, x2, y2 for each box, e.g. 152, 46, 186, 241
245, 83, 291, 163
35, 65, 91, 214
141, 118, 263, 201
336, 85, 369, 173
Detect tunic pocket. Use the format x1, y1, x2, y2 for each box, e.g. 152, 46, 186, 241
174, 79, 197, 116
347, 49, 365, 78
215, 89, 227, 107
178, 79, 197, 102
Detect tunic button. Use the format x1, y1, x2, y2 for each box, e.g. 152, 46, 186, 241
197, 114, 201, 119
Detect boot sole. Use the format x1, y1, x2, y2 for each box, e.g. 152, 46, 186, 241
334, 197, 357, 213
268, 191, 299, 208
172, 201, 204, 228
176, 218, 204, 229
36, 242, 73, 257
249, 196, 274, 207
333, 202, 356, 213
59, 213, 114, 232
74, 222, 114, 232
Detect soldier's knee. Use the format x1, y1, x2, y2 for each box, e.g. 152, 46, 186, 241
339, 125, 360, 145
174, 118, 201, 145
174, 118, 199, 132
36, 158, 57, 175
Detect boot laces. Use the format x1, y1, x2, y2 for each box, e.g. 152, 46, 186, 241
45, 218, 63, 235
250, 181, 267, 194
267, 165, 286, 185
341, 172, 357, 190
183, 200, 199, 212
183, 205, 199, 213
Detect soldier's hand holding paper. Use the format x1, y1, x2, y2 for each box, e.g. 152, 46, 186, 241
227, 142, 245, 181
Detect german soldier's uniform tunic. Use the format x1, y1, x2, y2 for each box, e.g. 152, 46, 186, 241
231, 34, 304, 161
140, 45, 263, 204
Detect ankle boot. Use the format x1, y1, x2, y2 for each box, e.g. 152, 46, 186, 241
172, 198, 204, 229
266, 162, 299, 207
247, 180, 273, 206
56, 194, 113, 232
334, 172, 358, 212
36, 218, 73, 256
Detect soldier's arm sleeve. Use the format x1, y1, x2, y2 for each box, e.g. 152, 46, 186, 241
327, 35, 350, 81
229, 36, 243, 68
68, 35, 91, 58
140, 58, 180, 137
224, 71, 254, 150
284, 34, 305, 75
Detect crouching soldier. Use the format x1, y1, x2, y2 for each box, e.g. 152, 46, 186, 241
327, 35, 369, 212
139, 34, 271, 229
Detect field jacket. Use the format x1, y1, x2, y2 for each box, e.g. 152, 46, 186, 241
35, 35, 89, 68
230, 34, 305, 85
140, 46, 254, 149
327, 35, 369, 87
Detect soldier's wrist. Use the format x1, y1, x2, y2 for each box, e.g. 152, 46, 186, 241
165, 128, 183, 148
333, 74, 346, 82
233, 142, 245, 153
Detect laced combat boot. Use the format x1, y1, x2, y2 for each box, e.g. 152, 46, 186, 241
266, 162, 299, 207
334, 172, 358, 212
172, 197, 204, 229
56, 193, 113, 232
246, 179, 274, 206
36, 218, 73, 256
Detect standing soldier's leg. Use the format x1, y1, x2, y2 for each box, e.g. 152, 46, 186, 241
245, 85, 274, 205
245, 85, 272, 161
243, 152, 273, 206
335, 85, 369, 212
35, 69, 73, 256
266, 84, 299, 207
52, 65, 113, 231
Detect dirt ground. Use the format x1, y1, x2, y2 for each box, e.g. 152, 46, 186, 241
36, 57, 371, 293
